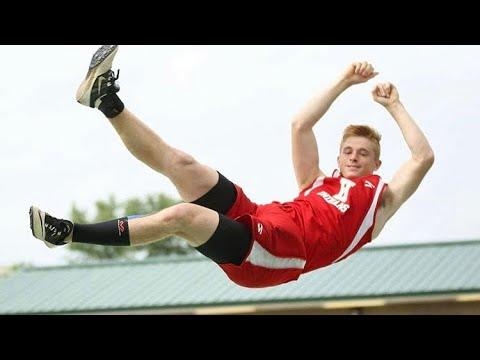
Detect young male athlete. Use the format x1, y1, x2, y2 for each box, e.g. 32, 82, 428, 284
30, 46, 434, 288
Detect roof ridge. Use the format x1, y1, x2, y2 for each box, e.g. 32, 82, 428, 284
363, 238, 480, 252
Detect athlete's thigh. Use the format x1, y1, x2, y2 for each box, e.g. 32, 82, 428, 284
190, 171, 238, 215
170, 162, 219, 203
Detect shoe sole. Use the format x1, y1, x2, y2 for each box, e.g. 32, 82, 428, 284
29, 206, 56, 249
75, 45, 119, 107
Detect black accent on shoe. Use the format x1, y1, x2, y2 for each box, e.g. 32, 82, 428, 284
88, 69, 121, 108
44, 214, 73, 246
29, 206, 73, 248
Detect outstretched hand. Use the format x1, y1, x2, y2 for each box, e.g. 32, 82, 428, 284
341, 61, 379, 86
372, 82, 400, 108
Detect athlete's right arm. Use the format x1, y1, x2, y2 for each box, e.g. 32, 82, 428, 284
291, 62, 379, 190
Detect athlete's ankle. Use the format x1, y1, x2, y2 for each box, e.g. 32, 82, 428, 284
98, 94, 125, 119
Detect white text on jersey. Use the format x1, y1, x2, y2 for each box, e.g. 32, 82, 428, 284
318, 191, 350, 213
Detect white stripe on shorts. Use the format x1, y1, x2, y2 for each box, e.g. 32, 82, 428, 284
246, 241, 306, 270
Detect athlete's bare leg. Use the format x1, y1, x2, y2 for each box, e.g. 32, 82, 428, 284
75, 45, 219, 203
29, 203, 220, 248
128, 203, 220, 247
108, 108, 219, 202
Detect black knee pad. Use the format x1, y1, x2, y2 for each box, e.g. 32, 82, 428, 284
195, 214, 252, 266
191, 172, 237, 215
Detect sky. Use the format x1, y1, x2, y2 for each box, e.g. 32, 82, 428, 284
1, 45, 478, 267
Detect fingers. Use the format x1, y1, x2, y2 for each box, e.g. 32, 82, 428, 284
372, 82, 393, 98
361, 62, 371, 76
379, 83, 388, 97
353, 61, 377, 78
353, 62, 363, 74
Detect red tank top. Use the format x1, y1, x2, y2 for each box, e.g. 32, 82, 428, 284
292, 170, 387, 273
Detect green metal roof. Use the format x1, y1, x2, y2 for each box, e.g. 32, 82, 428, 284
1, 240, 479, 314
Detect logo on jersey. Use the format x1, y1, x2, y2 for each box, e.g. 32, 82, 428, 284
317, 178, 355, 213
257, 223, 263, 235
318, 191, 350, 213
364, 180, 375, 189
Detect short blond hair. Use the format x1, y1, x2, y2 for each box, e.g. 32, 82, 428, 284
341, 125, 382, 160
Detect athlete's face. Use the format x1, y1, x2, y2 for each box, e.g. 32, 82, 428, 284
337, 136, 381, 179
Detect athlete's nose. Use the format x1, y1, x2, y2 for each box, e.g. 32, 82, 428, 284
349, 153, 359, 162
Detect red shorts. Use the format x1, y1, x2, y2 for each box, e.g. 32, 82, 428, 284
219, 184, 307, 288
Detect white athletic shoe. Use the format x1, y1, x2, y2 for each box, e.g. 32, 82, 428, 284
76, 45, 120, 108
29, 206, 73, 248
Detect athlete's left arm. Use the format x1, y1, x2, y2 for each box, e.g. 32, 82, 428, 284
373, 83, 435, 219
291, 62, 379, 191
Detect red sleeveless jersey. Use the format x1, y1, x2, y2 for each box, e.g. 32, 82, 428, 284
294, 170, 387, 273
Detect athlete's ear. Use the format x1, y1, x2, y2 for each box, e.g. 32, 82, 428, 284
375, 159, 382, 170
337, 155, 340, 167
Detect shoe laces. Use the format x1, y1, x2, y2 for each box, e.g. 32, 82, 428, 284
104, 69, 120, 86
45, 214, 72, 244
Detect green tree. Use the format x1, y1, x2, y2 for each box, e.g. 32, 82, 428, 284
68, 193, 194, 262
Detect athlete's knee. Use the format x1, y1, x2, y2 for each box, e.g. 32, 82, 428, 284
170, 149, 198, 169
161, 203, 199, 233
